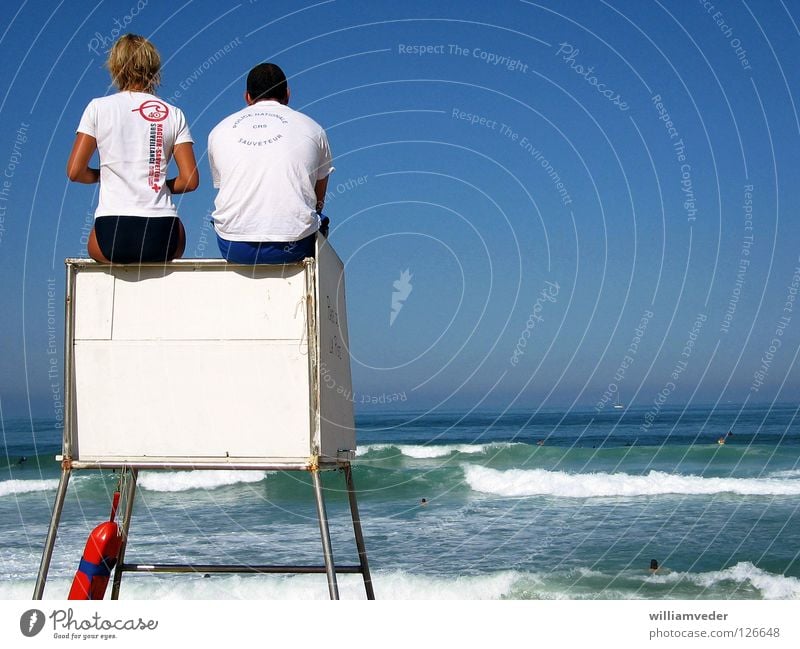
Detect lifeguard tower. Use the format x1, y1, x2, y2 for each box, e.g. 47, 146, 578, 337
33, 240, 374, 600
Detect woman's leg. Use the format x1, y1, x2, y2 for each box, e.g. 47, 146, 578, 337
87, 227, 111, 263
170, 220, 186, 260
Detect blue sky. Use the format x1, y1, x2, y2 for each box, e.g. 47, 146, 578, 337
1, 0, 799, 419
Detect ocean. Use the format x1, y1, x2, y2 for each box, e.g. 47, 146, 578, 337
1, 404, 799, 600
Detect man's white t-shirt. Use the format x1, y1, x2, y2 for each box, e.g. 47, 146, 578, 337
208, 100, 333, 242
77, 92, 193, 218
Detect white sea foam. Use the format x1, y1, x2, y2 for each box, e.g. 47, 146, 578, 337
0, 570, 520, 600
397, 444, 490, 459
3, 564, 797, 600
358, 443, 514, 459
137, 470, 267, 493
653, 562, 800, 599
0, 479, 59, 498
768, 469, 800, 479
463, 466, 800, 498
356, 443, 393, 454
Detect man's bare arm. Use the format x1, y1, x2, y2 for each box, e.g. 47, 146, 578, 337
314, 176, 329, 213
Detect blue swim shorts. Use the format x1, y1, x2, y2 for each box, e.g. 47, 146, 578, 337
216, 231, 316, 264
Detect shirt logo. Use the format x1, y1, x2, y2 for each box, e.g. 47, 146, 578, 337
132, 100, 169, 122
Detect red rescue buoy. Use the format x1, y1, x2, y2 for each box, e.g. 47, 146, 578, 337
67, 492, 123, 600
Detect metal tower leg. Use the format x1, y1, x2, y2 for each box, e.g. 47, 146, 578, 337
111, 468, 138, 600
312, 469, 339, 599
33, 466, 72, 600
343, 463, 374, 600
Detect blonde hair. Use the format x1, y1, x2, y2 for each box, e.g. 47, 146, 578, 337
107, 34, 161, 92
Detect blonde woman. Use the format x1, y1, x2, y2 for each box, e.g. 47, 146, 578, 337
67, 34, 198, 263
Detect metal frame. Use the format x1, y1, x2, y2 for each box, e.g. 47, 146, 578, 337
33, 258, 374, 600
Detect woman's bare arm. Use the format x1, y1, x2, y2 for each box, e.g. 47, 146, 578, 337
66, 133, 100, 184
166, 142, 199, 194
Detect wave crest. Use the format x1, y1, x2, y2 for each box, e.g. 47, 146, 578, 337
654, 562, 800, 599
137, 470, 267, 493
0, 479, 60, 497
463, 466, 800, 498
358, 442, 516, 459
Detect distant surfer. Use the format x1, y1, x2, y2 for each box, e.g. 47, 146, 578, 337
17, 456, 27, 466
717, 430, 733, 445
536, 440, 545, 446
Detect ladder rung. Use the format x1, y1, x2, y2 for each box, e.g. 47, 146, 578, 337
119, 563, 365, 574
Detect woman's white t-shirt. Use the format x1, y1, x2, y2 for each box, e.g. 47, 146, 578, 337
77, 92, 193, 218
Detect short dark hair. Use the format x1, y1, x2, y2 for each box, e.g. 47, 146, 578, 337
246, 63, 288, 103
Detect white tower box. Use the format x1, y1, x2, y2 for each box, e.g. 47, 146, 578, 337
64, 241, 354, 466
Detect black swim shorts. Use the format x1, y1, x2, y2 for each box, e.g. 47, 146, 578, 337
94, 216, 181, 264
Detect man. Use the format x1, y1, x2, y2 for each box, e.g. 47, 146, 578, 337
208, 63, 333, 263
